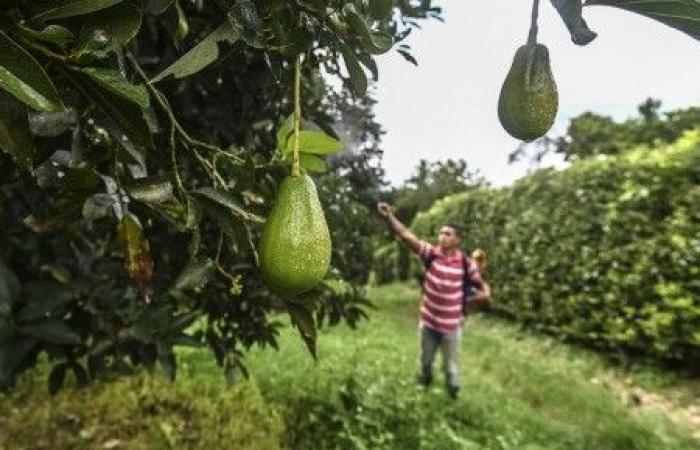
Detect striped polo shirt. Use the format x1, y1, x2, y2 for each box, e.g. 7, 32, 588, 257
418, 241, 484, 334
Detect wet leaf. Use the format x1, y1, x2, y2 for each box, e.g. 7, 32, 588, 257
551, 0, 598, 45
79, 67, 150, 108
194, 187, 265, 223
77, 0, 143, 56
586, 0, 700, 41
152, 20, 240, 82
0, 90, 34, 169
21, 320, 81, 346
30, 0, 124, 22
83, 193, 115, 220
0, 29, 65, 111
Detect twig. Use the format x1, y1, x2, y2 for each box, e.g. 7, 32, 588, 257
528, 0, 540, 45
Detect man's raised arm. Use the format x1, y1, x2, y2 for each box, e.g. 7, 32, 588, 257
377, 202, 422, 255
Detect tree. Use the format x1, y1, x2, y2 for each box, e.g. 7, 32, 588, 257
391, 158, 488, 225
0, 0, 442, 392
1, 0, 699, 393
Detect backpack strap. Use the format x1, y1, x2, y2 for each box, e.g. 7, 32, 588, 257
423, 253, 438, 269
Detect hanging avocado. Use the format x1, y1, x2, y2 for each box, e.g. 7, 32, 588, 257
259, 174, 331, 295
498, 42, 558, 142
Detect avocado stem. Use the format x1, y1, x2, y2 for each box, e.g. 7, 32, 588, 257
292, 55, 302, 177
528, 0, 540, 45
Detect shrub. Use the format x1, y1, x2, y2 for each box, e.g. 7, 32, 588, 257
402, 131, 700, 369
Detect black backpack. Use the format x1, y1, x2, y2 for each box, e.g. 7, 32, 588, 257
422, 253, 474, 316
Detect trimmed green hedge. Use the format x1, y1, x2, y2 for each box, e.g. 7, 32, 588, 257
379, 131, 700, 369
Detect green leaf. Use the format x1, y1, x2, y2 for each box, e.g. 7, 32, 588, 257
16, 282, 73, 322
21, 320, 82, 346
369, 31, 393, 54
0, 337, 38, 389
20, 25, 75, 50
79, 67, 149, 108
173, 257, 215, 291
227, 0, 265, 48
285, 130, 342, 156
0, 90, 34, 170
0, 29, 65, 111
170, 311, 199, 332
67, 68, 153, 152
370, 0, 394, 20
286, 301, 317, 359
82, 193, 115, 220
175, 0, 189, 41
344, 8, 394, 54
356, 51, 379, 81
586, 0, 700, 41
71, 362, 88, 387
30, 0, 124, 22
300, 153, 327, 173
338, 42, 368, 97
276, 114, 294, 152
77, 0, 143, 55
0, 261, 20, 317
48, 363, 68, 395
194, 187, 265, 223
146, 0, 175, 14
550, 0, 598, 45
299, 130, 343, 155
397, 49, 418, 66
152, 20, 240, 82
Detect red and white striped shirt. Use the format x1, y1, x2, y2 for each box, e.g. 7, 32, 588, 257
418, 241, 484, 334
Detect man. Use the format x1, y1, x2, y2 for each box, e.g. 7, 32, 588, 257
377, 202, 489, 399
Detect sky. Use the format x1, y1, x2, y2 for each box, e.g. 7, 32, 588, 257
372, 1, 700, 187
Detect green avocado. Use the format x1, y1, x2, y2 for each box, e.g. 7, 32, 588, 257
498, 43, 558, 142
259, 174, 331, 295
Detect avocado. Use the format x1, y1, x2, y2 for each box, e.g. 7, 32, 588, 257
259, 174, 331, 295
498, 43, 558, 142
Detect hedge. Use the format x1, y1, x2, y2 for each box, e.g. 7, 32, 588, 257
375, 131, 700, 369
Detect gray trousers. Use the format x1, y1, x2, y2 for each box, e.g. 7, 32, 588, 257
418, 324, 462, 390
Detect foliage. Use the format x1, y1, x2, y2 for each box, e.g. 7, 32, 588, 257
0, 369, 283, 449
1, 0, 698, 394
6, 283, 697, 449
405, 131, 700, 370
585, 0, 700, 41
390, 158, 488, 224
0, 0, 442, 391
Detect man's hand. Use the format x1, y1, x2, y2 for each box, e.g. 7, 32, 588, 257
377, 202, 393, 219
377, 202, 421, 254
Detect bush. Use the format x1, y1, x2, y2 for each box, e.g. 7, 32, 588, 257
0, 370, 284, 449
401, 131, 700, 369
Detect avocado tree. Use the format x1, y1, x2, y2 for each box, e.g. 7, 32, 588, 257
0, 0, 442, 392
0, 0, 698, 393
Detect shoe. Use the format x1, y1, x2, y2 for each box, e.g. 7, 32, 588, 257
447, 386, 459, 399
416, 374, 432, 389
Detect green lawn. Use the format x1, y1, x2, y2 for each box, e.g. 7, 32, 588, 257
1, 283, 698, 449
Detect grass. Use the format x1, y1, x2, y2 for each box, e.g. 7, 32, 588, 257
1, 282, 698, 449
